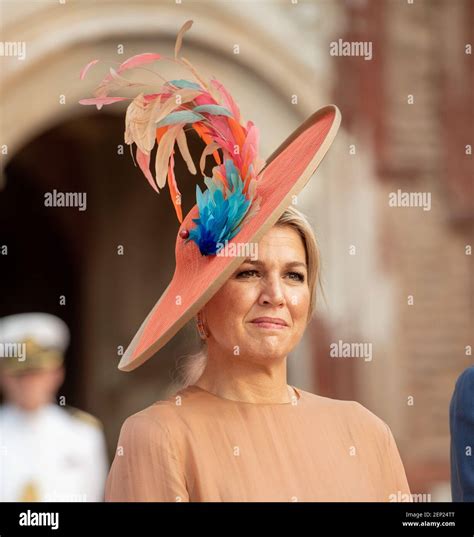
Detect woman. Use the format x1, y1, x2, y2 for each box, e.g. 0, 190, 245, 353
104, 206, 411, 502
80, 20, 411, 502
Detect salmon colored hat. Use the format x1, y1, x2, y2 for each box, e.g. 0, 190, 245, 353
79, 20, 341, 371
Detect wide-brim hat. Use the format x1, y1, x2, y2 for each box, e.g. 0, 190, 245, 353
79, 20, 341, 371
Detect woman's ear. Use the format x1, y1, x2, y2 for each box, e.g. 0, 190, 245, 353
196, 310, 210, 339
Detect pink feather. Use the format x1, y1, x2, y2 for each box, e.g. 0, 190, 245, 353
136, 147, 159, 193
118, 53, 162, 73
241, 123, 259, 171
210, 78, 241, 122
194, 93, 218, 107
78, 96, 129, 111
143, 93, 162, 103
80, 59, 99, 80
91, 53, 162, 99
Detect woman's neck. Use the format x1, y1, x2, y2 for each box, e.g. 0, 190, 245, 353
194, 346, 292, 404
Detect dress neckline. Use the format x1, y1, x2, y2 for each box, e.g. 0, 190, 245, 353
185, 384, 302, 406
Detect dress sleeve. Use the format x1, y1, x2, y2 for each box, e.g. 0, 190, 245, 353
105, 413, 189, 502
383, 422, 412, 502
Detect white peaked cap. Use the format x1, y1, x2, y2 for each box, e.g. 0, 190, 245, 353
0, 312, 70, 351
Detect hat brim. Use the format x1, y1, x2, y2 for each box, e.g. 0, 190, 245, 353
119, 104, 341, 371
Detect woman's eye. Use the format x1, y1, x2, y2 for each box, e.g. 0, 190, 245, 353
236, 270, 305, 282
289, 272, 305, 282
236, 270, 259, 278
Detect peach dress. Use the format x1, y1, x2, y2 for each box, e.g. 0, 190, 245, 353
105, 385, 411, 502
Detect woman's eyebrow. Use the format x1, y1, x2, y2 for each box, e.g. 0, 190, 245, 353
241, 258, 307, 269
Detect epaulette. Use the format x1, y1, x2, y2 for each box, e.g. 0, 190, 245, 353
64, 405, 103, 429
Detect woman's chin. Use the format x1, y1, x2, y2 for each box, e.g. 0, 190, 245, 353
244, 342, 288, 361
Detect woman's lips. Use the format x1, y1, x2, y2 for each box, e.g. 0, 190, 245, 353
250, 321, 287, 330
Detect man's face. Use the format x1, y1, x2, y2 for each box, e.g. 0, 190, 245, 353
0, 366, 64, 411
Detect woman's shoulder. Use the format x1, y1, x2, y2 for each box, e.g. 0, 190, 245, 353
117, 384, 210, 435
117, 389, 188, 437
298, 389, 389, 440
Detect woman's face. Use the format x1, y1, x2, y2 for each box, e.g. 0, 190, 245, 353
202, 225, 310, 364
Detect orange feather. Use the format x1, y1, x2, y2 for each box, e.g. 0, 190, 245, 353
193, 123, 221, 165
167, 151, 183, 223
155, 126, 168, 144
227, 117, 246, 149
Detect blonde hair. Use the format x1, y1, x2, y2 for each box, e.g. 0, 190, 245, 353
173, 205, 323, 389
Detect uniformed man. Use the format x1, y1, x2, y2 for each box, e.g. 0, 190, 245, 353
0, 312, 109, 502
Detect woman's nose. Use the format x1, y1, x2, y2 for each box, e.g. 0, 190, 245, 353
258, 275, 286, 306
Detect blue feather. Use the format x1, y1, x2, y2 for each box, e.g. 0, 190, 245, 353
156, 110, 204, 127
186, 159, 253, 256
166, 79, 202, 90
192, 105, 233, 117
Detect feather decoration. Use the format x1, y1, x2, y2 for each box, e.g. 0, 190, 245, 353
91, 53, 162, 100
155, 110, 204, 128
136, 147, 159, 193
167, 151, 183, 222
118, 52, 162, 72
210, 78, 241, 122
79, 18, 265, 256
166, 79, 201, 90
153, 89, 202, 126
79, 59, 99, 80
193, 123, 221, 166
124, 93, 157, 154
78, 96, 129, 111
186, 160, 254, 256
192, 104, 233, 117
176, 129, 197, 175
199, 141, 221, 176
174, 20, 194, 59
155, 123, 185, 189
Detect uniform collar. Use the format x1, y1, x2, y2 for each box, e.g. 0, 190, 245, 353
2, 402, 58, 424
